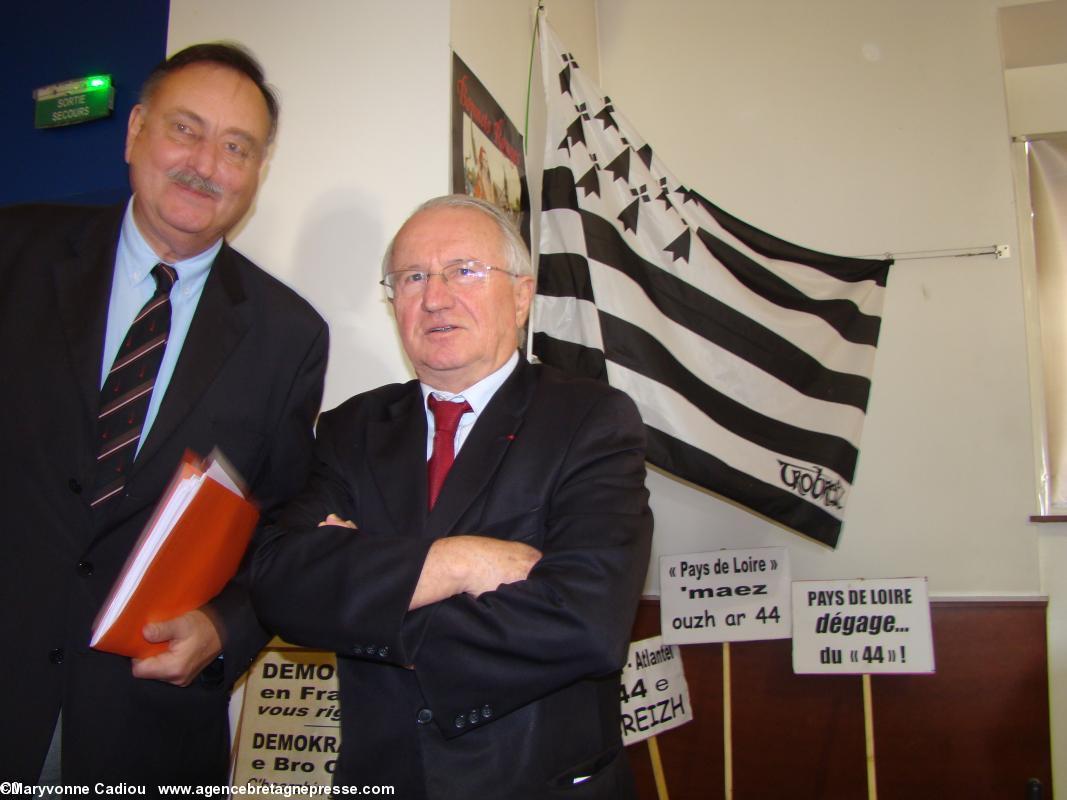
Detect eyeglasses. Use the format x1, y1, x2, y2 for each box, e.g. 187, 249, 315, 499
380, 259, 519, 299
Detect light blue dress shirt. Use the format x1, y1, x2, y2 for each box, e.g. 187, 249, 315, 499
421, 351, 520, 459
100, 199, 219, 454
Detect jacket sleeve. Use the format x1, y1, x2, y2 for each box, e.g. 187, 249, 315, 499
403, 387, 652, 738
250, 401, 436, 663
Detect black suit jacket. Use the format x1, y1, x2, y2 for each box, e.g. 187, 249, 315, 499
252, 359, 652, 799
0, 203, 328, 783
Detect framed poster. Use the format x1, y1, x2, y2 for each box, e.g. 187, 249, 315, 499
451, 52, 529, 242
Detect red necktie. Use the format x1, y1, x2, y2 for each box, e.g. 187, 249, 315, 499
427, 395, 472, 509
91, 263, 176, 509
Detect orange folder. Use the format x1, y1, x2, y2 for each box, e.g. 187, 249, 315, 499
91, 451, 260, 659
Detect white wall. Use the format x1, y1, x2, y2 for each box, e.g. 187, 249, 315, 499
169, 0, 451, 411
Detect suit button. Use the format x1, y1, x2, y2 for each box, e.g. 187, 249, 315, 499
49, 648, 65, 664
353, 645, 364, 655
481, 705, 493, 719
416, 708, 433, 725
377, 646, 389, 658
468, 709, 480, 725
453, 714, 467, 729
68, 479, 82, 494
76, 560, 94, 576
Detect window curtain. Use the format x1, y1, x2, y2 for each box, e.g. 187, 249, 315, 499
1029, 137, 1067, 508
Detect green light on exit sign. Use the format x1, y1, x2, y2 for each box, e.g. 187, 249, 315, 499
34, 75, 114, 129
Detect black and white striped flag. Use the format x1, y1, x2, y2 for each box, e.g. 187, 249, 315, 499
532, 17, 892, 547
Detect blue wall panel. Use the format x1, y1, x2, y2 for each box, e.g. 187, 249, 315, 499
0, 2, 169, 206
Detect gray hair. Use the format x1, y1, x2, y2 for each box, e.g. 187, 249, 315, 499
381, 194, 532, 279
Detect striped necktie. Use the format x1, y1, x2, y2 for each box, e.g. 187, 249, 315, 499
90, 263, 176, 509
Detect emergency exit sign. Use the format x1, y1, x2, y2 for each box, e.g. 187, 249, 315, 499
34, 75, 114, 129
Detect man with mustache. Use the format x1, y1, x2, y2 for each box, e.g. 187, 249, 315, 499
0, 43, 327, 784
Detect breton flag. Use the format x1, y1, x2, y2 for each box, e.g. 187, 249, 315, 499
532, 17, 892, 548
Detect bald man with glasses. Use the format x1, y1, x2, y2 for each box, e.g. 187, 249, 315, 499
253, 194, 651, 799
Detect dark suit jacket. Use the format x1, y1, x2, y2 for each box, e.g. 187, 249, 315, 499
252, 359, 652, 799
0, 203, 328, 783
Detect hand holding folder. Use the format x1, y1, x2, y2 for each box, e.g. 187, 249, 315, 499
91, 451, 260, 659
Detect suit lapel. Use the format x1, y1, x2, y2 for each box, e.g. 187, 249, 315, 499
135, 242, 250, 469
52, 205, 124, 431
426, 359, 537, 538
366, 382, 430, 538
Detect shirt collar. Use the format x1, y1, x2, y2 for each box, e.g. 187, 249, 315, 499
421, 351, 520, 416
118, 196, 221, 290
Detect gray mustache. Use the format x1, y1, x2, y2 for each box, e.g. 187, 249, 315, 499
167, 169, 223, 197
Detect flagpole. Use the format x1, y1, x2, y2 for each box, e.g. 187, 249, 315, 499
855, 245, 1005, 261
647, 735, 671, 800
723, 641, 733, 800
523, 2, 544, 155
862, 673, 878, 800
